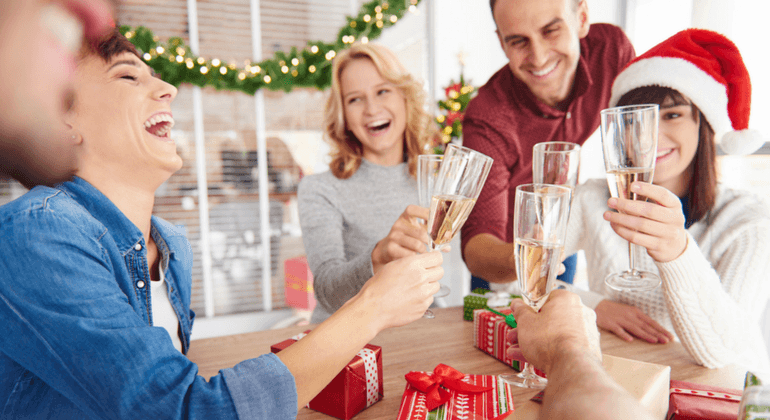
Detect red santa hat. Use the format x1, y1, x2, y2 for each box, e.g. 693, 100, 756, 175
610, 29, 763, 155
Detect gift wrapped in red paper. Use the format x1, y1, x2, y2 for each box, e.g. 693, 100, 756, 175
396, 364, 515, 420
472, 308, 524, 372
270, 331, 383, 420
667, 379, 742, 420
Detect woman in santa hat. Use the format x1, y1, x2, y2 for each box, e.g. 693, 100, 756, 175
563, 28, 770, 371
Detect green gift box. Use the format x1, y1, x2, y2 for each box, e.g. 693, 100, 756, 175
463, 288, 520, 321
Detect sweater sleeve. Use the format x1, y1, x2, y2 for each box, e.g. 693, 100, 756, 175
297, 176, 374, 316
656, 223, 770, 371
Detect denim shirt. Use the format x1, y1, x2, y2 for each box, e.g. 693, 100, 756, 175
0, 177, 297, 419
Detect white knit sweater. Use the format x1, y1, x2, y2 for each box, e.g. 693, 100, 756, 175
567, 179, 770, 371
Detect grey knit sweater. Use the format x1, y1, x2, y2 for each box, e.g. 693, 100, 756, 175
298, 160, 417, 323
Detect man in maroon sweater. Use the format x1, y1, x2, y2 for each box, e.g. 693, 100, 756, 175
461, 0, 635, 287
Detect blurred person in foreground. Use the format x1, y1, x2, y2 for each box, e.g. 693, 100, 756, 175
0, 28, 443, 419
0, 0, 113, 187
507, 290, 656, 420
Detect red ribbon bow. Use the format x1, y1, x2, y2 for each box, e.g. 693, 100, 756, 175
405, 364, 492, 411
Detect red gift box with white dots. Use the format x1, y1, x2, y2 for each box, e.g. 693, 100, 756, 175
271, 331, 383, 419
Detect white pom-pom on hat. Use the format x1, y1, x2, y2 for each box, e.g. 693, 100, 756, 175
610, 29, 763, 155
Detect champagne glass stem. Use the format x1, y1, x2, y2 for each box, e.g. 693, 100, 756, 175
628, 242, 638, 275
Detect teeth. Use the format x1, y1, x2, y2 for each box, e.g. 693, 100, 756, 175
41, 3, 85, 55
144, 114, 175, 131
532, 62, 557, 77
367, 120, 389, 128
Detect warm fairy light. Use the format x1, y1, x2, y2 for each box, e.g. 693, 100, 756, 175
390, 15, 398, 23
197, 57, 205, 65
449, 91, 459, 99
168, 55, 175, 62
326, 50, 336, 60
176, 47, 185, 56
452, 102, 461, 111
409, 5, 417, 12
291, 58, 299, 66
238, 72, 246, 80
311, 45, 319, 53
375, 5, 382, 12
350, 21, 357, 28
436, 115, 446, 123
186, 60, 194, 69
125, 31, 134, 39
219, 67, 227, 75
309, 65, 316, 73
155, 46, 165, 54
176, 55, 183, 63
362, 36, 369, 44
442, 134, 451, 143
250, 65, 260, 74
263, 75, 271, 83
200, 67, 209, 74
291, 69, 298, 77
443, 126, 453, 134
211, 58, 221, 67
376, 12, 383, 20
363, 14, 371, 22
143, 53, 151, 61
281, 66, 289, 74
376, 20, 383, 28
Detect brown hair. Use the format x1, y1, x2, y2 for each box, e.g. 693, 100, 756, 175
80, 26, 140, 62
490, 0, 581, 19
616, 86, 717, 223
325, 43, 436, 179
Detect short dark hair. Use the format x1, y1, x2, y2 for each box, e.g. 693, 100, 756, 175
616, 86, 717, 223
80, 26, 140, 62
490, 0, 581, 19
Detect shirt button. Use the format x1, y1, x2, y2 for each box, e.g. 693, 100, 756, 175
566, 111, 572, 119
137, 280, 146, 289
134, 243, 143, 251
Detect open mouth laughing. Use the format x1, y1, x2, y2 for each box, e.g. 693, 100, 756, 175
367, 119, 391, 135
144, 113, 175, 139
531, 61, 558, 78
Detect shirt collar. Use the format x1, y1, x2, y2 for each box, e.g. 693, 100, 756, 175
56, 176, 145, 255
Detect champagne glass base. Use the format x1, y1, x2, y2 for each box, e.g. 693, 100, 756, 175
604, 270, 660, 292
499, 370, 547, 389
422, 309, 435, 319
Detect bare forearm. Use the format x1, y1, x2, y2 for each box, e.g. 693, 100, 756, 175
463, 234, 516, 283
277, 294, 379, 409
541, 350, 655, 420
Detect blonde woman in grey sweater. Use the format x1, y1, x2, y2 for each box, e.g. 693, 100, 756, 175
299, 43, 439, 323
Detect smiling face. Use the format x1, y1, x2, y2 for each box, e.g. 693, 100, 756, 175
67, 51, 182, 187
340, 57, 407, 166
0, 0, 112, 187
493, 0, 589, 108
652, 97, 701, 196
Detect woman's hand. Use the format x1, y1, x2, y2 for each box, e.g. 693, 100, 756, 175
356, 251, 443, 332
594, 300, 674, 344
371, 205, 432, 274
604, 182, 688, 263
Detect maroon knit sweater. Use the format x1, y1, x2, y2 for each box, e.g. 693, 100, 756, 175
461, 23, 635, 254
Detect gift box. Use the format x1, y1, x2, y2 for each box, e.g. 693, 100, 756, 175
667, 379, 742, 420
519, 355, 671, 419
472, 308, 521, 371
396, 364, 515, 420
284, 256, 316, 311
271, 331, 382, 419
463, 288, 520, 321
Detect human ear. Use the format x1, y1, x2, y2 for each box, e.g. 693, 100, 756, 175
576, 0, 590, 38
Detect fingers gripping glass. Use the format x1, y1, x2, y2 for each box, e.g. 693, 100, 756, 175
600, 104, 661, 292
417, 154, 450, 304
500, 184, 571, 389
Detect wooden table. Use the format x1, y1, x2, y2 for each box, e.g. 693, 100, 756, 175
187, 306, 745, 419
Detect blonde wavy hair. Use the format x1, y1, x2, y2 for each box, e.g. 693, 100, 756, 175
325, 43, 437, 179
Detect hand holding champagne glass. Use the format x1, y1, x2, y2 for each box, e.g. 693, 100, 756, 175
600, 104, 660, 291
502, 183, 571, 389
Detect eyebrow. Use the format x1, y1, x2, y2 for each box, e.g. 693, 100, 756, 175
342, 82, 391, 100
503, 17, 562, 44
107, 59, 142, 72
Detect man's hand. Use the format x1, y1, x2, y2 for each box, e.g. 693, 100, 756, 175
594, 300, 673, 343
505, 290, 601, 374
371, 205, 432, 274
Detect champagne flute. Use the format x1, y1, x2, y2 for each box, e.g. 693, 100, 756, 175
600, 104, 661, 292
532, 142, 581, 203
501, 184, 572, 389
426, 144, 493, 252
417, 154, 450, 300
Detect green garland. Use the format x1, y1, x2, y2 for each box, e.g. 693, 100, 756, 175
120, 0, 421, 95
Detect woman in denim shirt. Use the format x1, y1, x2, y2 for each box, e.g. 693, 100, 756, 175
0, 29, 443, 419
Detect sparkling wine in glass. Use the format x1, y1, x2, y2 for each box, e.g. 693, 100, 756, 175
600, 104, 660, 292
426, 144, 493, 251
417, 154, 450, 303
501, 184, 571, 389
